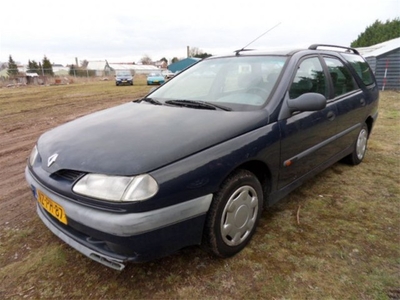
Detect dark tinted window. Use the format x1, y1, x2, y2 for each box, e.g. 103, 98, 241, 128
324, 57, 357, 98
341, 53, 375, 86
289, 57, 327, 99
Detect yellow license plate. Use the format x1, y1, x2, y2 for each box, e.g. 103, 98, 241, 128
37, 190, 68, 225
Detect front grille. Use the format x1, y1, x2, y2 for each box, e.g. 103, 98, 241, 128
53, 169, 86, 182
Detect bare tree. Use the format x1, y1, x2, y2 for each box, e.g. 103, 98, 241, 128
0, 61, 8, 70
141, 55, 153, 65
80, 60, 89, 68
189, 47, 212, 59
189, 47, 202, 57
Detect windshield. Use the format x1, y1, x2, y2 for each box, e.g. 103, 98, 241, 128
149, 73, 162, 77
116, 71, 131, 76
149, 55, 287, 111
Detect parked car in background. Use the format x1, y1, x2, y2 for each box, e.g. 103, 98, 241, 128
115, 71, 133, 86
162, 70, 175, 79
26, 44, 379, 270
147, 72, 165, 85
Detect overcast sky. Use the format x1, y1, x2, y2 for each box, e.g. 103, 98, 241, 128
0, 0, 399, 66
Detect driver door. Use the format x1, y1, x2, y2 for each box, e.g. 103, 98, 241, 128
277, 56, 338, 189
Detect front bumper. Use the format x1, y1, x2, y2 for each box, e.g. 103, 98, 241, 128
116, 80, 133, 85
26, 167, 213, 270
147, 80, 164, 85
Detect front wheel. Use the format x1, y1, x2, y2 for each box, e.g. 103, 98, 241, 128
202, 170, 263, 258
344, 123, 369, 165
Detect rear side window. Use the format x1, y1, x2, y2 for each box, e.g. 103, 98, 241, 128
341, 53, 375, 86
323, 57, 357, 98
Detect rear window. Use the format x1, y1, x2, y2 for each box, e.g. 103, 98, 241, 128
341, 53, 375, 86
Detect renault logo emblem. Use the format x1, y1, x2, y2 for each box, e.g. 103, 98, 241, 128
47, 154, 58, 168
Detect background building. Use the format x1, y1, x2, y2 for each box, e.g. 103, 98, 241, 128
168, 57, 201, 73
357, 38, 400, 90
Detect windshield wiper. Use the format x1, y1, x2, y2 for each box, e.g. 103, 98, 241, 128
136, 97, 163, 105
165, 100, 232, 111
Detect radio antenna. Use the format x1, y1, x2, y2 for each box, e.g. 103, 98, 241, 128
234, 22, 282, 56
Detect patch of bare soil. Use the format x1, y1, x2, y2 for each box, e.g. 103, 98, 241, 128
0, 84, 141, 230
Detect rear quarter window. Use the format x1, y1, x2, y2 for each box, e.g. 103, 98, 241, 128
341, 53, 375, 86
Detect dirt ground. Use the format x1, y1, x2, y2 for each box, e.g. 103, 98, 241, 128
0, 84, 398, 299
0, 82, 145, 230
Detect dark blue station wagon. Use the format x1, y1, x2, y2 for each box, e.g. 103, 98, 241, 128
26, 44, 379, 270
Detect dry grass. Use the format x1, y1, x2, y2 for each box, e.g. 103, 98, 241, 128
0, 83, 398, 299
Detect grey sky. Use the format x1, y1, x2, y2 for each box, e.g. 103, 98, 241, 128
1, 0, 399, 66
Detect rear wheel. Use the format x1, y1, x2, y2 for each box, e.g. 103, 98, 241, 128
202, 170, 263, 257
344, 123, 369, 165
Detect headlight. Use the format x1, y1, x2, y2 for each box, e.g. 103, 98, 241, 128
29, 145, 39, 166
73, 174, 159, 202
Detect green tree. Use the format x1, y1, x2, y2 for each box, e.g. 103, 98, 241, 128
351, 18, 400, 47
69, 64, 77, 76
42, 55, 54, 76
27, 60, 40, 74
68, 64, 95, 77
171, 57, 179, 63
194, 52, 212, 59
7, 55, 19, 77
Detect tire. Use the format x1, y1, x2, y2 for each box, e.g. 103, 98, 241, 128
344, 123, 369, 165
202, 169, 263, 258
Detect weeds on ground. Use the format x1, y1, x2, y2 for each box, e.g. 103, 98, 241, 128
0, 88, 398, 299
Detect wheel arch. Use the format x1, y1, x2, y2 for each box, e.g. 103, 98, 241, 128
365, 115, 374, 138
228, 160, 272, 208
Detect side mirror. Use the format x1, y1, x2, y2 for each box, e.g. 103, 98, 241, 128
287, 93, 326, 113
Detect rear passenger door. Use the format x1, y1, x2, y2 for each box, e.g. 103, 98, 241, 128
321, 56, 366, 152
278, 56, 339, 189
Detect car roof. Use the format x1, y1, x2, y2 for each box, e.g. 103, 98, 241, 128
207, 44, 360, 59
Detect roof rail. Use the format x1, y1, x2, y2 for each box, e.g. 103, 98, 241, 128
308, 44, 360, 55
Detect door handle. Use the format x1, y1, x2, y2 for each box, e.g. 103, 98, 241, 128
360, 98, 366, 106
327, 111, 336, 121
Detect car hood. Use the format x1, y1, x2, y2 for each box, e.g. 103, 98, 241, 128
38, 102, 269, 175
